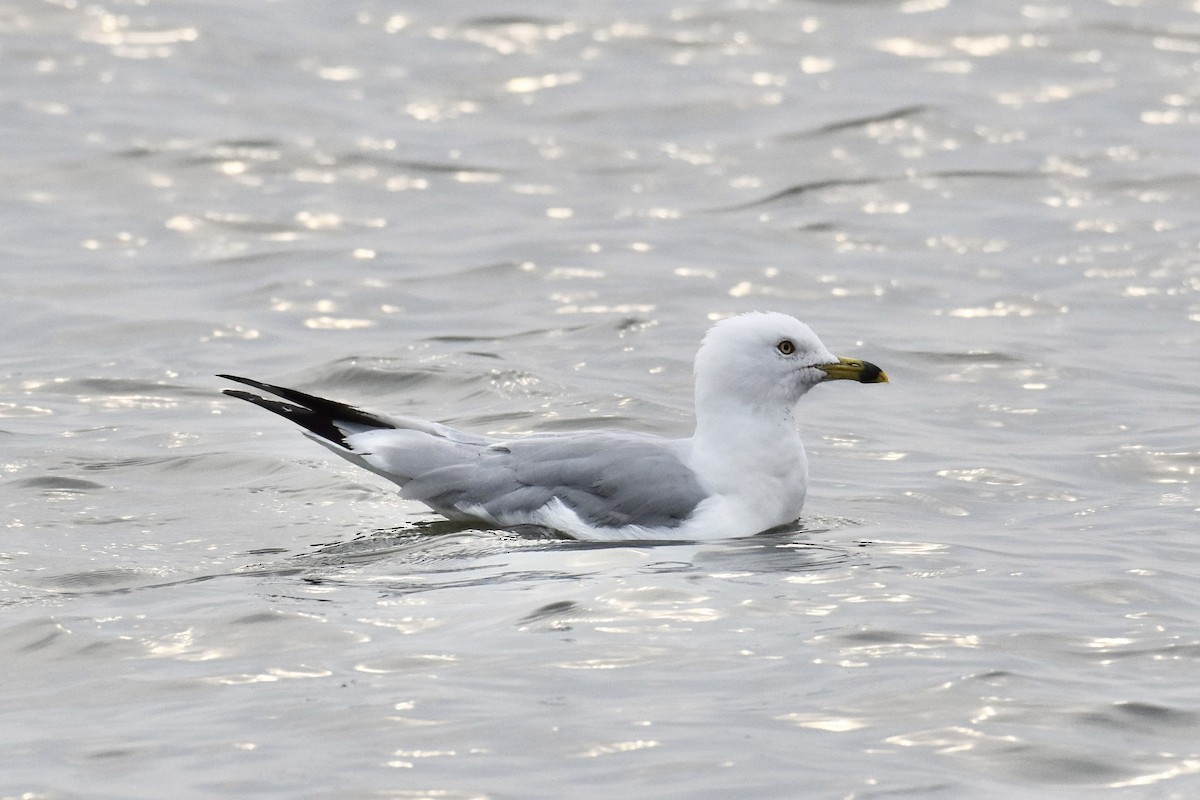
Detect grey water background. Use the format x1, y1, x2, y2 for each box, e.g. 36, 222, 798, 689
2, 0, 1199, 797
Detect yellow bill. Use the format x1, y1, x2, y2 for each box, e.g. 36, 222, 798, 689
817, 356, 889, 384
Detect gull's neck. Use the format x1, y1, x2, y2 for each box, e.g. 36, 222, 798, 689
692, 392, 803, 458
689, 389, 808, 505
684, 388, 810, 536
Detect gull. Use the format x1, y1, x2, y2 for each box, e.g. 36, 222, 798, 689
220, 312, 887, 541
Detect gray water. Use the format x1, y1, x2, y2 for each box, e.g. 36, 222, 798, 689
3, 0, 1199, 797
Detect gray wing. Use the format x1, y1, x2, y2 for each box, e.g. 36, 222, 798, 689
219, 375, 706, 530
401, 432, 708, 529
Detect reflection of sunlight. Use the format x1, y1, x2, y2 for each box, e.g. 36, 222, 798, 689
315, 66, 361, 82
1084, 636, 1135, 649
304, 316, 376, 330
505, 72, 582, 94
777, 713, 869, 732
951, 35, 1011, 57
876, 38, 945, 58
80, 14, 198, 59
449, 20, 579, 54
937, 468, 1024, 486
556, 304, 657, 315
997, 80, 1114, 107
386, 747, 477, 769
144, 628, 206, 658
0, 402, 53, 417
577, 739, 660, 757
554, 655, 658, 670
355, 654, 458, 675
356, 616, 441, 634
886, 725, 1019, 752
944, 300, 1067, 318
80, 394, 177, 410
403, 99, 481, 122
206, 666, 332, 685
1108, 759, 1200, 788
601, 596, 722, 625
801, 56, 834, 74
842, 592, 914, 605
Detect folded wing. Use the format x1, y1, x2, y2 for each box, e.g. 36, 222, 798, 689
401, 433, 708, 529
221, 376, 708, 531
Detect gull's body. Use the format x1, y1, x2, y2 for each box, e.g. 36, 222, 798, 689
221, 312, 887, 541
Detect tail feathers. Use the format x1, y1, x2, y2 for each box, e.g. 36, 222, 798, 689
220, 374, 396, 448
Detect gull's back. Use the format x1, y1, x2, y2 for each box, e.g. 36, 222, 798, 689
351, 427, 707, 531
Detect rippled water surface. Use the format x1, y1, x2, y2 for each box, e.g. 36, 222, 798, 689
3, 0, 1199, 797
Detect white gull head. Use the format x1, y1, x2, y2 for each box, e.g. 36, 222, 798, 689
693, 311, 839, 417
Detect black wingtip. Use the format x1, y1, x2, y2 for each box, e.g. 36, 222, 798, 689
219, 373, 398, 446
218, 374, 273, 392
221, 386, 354, 447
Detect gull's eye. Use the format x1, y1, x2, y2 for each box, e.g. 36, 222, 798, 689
776, 339, 796, 356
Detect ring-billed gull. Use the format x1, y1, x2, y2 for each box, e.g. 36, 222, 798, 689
220, 312, 887, 541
